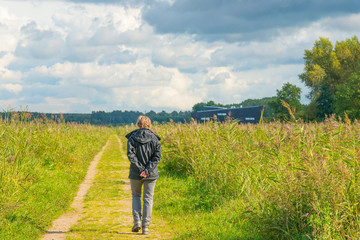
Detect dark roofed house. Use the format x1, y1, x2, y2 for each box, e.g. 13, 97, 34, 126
191, 105, 265, 124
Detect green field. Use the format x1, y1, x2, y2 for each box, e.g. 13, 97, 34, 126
0, 114, 113, 239
1, 114, 360, 239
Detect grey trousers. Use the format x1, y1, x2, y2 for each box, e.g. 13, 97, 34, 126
130, 179, 157, 227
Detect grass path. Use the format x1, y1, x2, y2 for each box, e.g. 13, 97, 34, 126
63, 135, 173, 240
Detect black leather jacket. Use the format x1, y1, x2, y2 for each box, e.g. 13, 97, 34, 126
126, 128, 161, 180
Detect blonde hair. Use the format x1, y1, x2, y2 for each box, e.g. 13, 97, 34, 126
137, 116, 152, 129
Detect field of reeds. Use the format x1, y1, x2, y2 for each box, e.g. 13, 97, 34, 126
1, 112, 359, 239
150, 117, 360, 239
0, 112, 113, 239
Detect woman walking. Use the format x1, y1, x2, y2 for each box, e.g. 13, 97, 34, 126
125, 116, 161, 235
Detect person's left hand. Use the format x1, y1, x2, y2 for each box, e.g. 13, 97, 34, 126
140, 171, 148, 178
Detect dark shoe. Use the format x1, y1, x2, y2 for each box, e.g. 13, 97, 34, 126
142, 226, 149, 235
132, 222, 141, 232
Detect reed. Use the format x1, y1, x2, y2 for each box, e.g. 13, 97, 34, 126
151, 117, 360, 239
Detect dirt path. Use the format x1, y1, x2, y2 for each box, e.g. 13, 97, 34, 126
42, 140, 109, 240
42, 135, 173, 240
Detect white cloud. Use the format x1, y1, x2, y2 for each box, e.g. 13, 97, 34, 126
0, 83, 23, 94
16, 22, 65, 59
0, 31, 18, 53
26, 59, 203, 110
0, 69, 22, 83
0, 6, 22, 52
151, 35, 216, 72
113, 85, 204, 111
0, 53, 15, 70
320, 13, 360, 32
0, 53, 22, 83
52, 3, 142, 32
1, 1, 64, 28
28, 97, 90, 113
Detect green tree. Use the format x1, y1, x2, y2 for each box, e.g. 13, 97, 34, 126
299, 37, 339, 99
335, 36, 360, 81
192, 100, 224, 112
269, 82, 302, 120
334, 67, 360, 120
316, 83, 334, 120
238, 96, 276, 118
299, 36, 360, 119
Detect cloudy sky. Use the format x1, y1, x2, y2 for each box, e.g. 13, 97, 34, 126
0, 0, 359, 113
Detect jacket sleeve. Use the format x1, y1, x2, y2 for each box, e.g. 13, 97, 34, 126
144, 140, 161, 175
127, 138, 145, 172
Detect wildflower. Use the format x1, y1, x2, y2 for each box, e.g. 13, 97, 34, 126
7, 156, 15, 164
304, 213, 309, 217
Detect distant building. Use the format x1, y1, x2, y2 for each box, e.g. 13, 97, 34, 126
191, 105, 265, 124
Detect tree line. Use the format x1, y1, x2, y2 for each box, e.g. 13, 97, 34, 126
0, 110, 192, 126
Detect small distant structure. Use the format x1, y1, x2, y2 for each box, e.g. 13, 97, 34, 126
191, 105, 265, 124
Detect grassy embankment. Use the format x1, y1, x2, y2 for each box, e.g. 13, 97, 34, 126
147, 117, 360, 239
0, 113, 113, 239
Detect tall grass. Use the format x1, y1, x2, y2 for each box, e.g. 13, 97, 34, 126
0, 112, 113, 239
151, 117, 360, 239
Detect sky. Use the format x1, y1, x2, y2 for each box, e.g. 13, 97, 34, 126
0, 0, 359, 113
